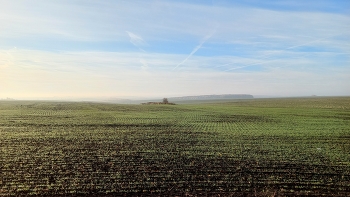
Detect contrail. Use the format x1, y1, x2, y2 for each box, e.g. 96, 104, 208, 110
224, 34, 342, 72
173, 28, 217, 70
173, 44, 203, 70
285, 34, 339, 50
224, 59, 276, 71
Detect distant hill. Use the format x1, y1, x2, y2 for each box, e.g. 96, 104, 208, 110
169, 94, 254, 102
104, 98, 134, 104
105, 94, 254, 104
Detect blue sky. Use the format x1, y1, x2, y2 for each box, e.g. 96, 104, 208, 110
1, 0, 349, 99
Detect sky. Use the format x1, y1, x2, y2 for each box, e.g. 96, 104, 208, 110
1, 0, 349, 100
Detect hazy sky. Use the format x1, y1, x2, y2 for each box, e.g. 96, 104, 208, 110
1, 0, 349, 99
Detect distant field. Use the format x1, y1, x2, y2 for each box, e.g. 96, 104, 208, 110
0, 97, 349, 196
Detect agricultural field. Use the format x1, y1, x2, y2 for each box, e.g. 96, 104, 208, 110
0, 97, 349, 196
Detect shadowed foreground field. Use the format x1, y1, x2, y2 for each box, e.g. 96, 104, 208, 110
0, 97, 349, 196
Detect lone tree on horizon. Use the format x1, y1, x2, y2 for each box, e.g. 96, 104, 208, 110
163, 98, 169, 104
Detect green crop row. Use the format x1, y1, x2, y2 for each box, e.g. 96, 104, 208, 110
0, 97, 349, 196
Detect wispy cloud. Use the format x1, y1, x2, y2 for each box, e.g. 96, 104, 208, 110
1, 1, 349, 98
139, 59, 149, 71
1, 48, 349, 99
126, 31, 147, 52
0, 49, 14, 69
